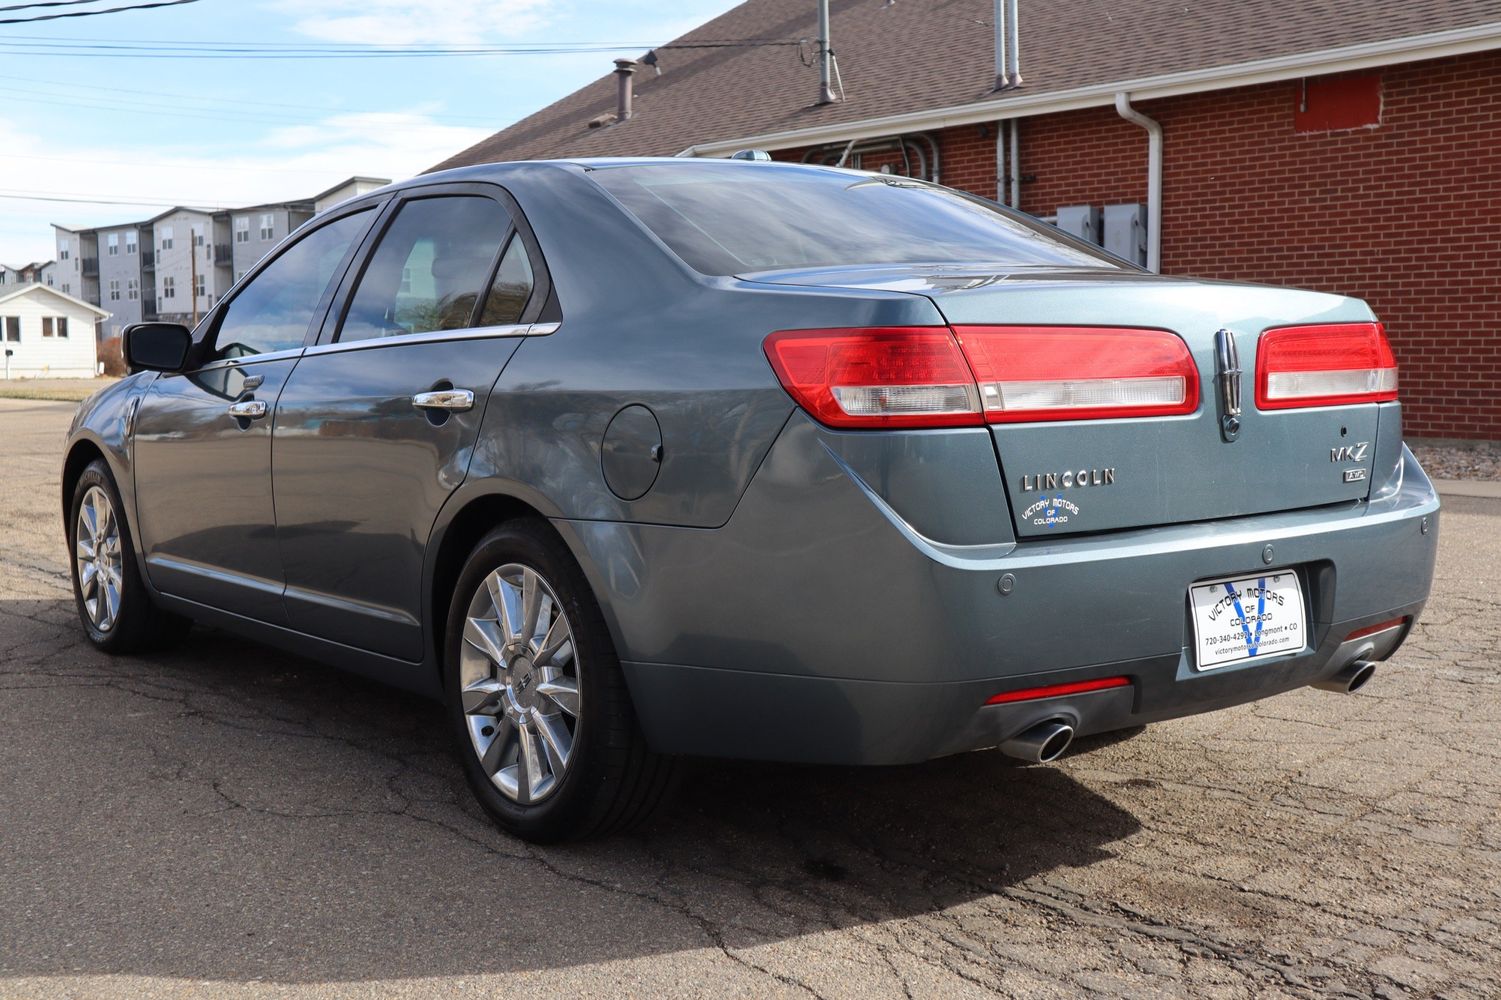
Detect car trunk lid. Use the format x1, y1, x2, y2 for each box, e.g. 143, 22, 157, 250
748, 265, 1387, 538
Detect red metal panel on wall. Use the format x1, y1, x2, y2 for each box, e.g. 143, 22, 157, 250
1293, 72, 1382, 133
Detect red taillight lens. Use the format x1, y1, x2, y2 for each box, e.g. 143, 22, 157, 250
1256, 322, 1398, 409
762, 327, 982, 428
985, 676, 1132, 706
954, 326, 1199, 422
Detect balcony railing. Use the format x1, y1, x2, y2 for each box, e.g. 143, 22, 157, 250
141, 250, 155, 269
213, 243, 233, 265
81, 257, 99, 277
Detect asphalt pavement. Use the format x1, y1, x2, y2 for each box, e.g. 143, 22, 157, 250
2, 396, 1498, 999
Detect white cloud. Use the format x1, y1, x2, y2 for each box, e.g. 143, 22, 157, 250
277, 0, 556, 46
0, 112, 493, 263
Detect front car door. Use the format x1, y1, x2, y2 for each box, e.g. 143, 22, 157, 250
131, 203, 379, 622
272, 184, 553, 661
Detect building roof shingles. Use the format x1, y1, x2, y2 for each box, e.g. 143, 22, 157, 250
434, 0, 1501, 170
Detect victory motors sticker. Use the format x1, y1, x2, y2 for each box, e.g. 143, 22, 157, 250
1021, 495, 1080, 529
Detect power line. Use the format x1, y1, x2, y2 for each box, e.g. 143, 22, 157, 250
0, 36, 803, 59
0, 190, 225, 208
0, 0, 116, 13
0, 0, 199, 25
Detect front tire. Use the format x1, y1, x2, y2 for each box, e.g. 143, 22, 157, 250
443, 519, 677, 842
68, 459, 189, 653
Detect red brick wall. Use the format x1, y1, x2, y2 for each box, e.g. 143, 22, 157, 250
776, 51, 1501, 439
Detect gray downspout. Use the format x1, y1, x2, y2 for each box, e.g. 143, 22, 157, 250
1114, 91, 1162, 273
1009, 119, 1021, 209
995, 121, 1007, 203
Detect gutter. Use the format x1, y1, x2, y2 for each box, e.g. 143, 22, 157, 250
1114, 93, 1161, 273
676, 22, 1501, 157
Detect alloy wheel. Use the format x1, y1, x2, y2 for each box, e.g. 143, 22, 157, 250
458, 563, 581, 804
75, 485, 123, 633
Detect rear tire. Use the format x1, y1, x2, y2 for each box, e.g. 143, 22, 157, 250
68, 459, 191, 653
443, 518, 677, 842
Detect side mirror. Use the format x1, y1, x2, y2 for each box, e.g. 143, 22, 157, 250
123, 322, 193, 374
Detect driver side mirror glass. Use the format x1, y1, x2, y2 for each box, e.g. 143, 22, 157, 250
123, 322, 193, 374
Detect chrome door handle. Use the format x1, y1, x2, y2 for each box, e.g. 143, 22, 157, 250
412, 389, 474, 412
227, 400, 268, 419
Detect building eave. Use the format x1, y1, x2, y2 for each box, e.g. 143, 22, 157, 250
677, 21, 1501, 156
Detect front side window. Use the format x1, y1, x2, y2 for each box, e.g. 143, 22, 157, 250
338, 196, 510, 343
209, 208, 372, 361
591, 163, 1118, 276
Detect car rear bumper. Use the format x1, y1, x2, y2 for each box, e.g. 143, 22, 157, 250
557, 415, 1440, 766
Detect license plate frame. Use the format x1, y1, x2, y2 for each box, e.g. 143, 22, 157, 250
1188, 570, 1306, 670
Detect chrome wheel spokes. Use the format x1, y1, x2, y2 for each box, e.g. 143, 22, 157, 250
75, 485, 123, 633
459, 562, 581, 804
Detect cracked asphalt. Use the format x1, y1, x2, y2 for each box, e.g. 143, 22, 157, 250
2, 396, 1499, 999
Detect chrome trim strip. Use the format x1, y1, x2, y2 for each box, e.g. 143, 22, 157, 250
527, 321, 561, 337
303, 323, 540, 357
192, 346, 305, 372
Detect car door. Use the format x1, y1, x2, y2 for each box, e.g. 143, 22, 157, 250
271, 184, 551, 661
131, 203, 380, 622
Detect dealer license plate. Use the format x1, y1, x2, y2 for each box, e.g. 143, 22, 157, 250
1189, 571, 1306, 670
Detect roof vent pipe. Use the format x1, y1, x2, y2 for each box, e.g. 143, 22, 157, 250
995, 0, 1021, 89
817, 0, 835, 104
614, 58, 637, 122
1006, 0, 1021, 87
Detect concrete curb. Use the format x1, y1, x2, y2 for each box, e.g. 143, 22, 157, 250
1433, 479, 1501, 499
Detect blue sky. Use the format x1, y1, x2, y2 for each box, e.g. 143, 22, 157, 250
0, 0, 743, 263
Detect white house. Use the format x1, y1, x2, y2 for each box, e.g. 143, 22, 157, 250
0, 284, 106, 379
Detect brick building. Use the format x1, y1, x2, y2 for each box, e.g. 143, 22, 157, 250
436, 0, 1501, 441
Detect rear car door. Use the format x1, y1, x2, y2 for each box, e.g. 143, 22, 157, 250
272, 183, 551, 661
131, 204, 378, 622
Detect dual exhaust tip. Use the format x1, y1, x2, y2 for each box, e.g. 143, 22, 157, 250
1000, 661, 1377, 764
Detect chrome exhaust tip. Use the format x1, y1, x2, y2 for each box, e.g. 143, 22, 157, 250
1000, 720, 1075, 763
1313, 660, 1377, 694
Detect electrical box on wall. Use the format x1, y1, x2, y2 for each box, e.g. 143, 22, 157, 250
1056, 205, 1101, 245
1104, 203, 1147, 267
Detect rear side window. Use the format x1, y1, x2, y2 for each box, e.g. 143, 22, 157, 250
590, 163, 1118, 276
338, 195, 511, 343
477, 236, 535, 327
211, 208, 372, 360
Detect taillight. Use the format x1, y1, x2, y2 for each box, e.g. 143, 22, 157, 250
955, 326, 1199, 422
762, 327, 982, 428
1256, 322, 1397, 409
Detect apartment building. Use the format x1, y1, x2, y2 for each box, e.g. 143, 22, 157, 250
226, 201, 313, 284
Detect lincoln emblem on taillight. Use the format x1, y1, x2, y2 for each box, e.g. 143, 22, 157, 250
1215, 328, 1242, 442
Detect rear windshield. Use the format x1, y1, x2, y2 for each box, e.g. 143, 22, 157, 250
590, 163, 1119, 276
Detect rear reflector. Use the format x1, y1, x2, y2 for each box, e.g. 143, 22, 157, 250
762, 327, 982, 428
1256, 322, 1398, 409
1344, 617, 1407, 642
955, 326, 1199, 422
985, 676, 1131, 705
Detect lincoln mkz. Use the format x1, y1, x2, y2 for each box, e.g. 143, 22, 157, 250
63, 159, 1439, 840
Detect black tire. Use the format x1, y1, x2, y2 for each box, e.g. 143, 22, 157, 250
68, 458, 191, 654
443, 518, 677, 843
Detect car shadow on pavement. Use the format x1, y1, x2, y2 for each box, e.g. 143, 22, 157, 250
0, 596, 1142, 985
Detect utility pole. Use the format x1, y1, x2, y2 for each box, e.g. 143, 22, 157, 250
817, 0, 835, 104
189, 227, 200, 327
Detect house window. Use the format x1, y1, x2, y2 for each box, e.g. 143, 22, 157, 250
107, 233, 119, 256
126, 231, 138, 254
194, 273, 205, 297
400, 266, 412, 293
56, 317, 68, 338
3, 316, 19, 341
45, 274, 54, 286
59, 239, 70, 260
109, 279, 120, 301
127, 278, 139, 301
61, 283, 70, 294
234, 216, 249, 243
259, 214, 275, 240
193, 226, 205, 247
160, 225, 174, 251
163, 275, 175, 299
42, 317, 53, 337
